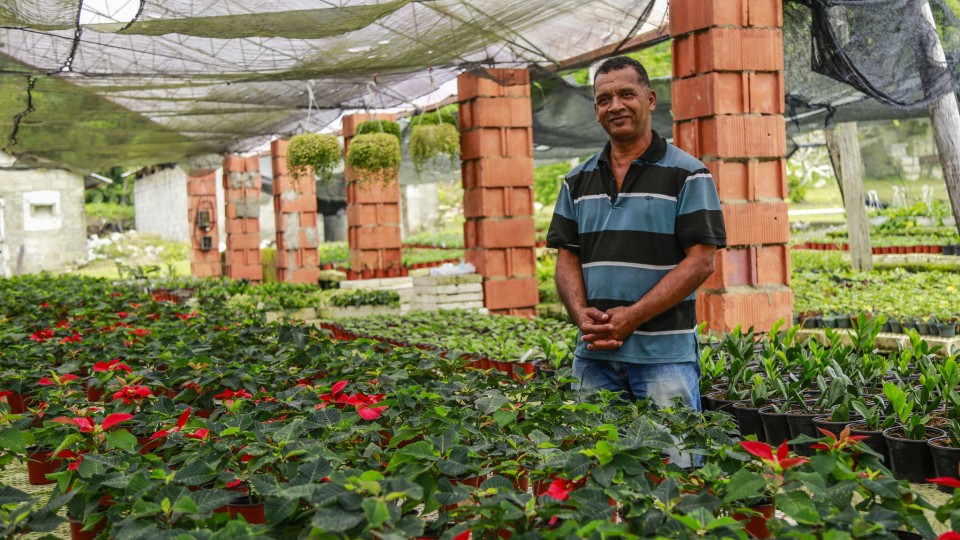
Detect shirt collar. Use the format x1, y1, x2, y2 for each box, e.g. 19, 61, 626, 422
598, 130, 667, 165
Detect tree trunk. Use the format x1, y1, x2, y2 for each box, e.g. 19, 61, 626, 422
917, 2, 960, 233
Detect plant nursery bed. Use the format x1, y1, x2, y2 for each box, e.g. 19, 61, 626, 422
796, 328, 960, 356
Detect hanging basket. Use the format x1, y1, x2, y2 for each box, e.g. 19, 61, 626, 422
346, 132, 401, 184
410, 123, 460, 174
355, 119, 401, 140
286, 133, 341, 182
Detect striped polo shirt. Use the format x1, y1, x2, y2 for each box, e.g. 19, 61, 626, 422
546, 131, 726, 364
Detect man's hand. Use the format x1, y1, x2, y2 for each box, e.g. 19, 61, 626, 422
576, 307, 622, 350
604, 305, 644, 342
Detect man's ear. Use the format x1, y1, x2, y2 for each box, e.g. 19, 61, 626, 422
648, 89, 657, 111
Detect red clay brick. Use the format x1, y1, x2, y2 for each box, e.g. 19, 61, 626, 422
227, 233, 261, 250
190, 262, 221, 278
349, 225, 402, 250
672, 72, 784, 121
466, 247, 536, 278
463, 187, 534, 218
187, 179, 217, 196
346, 203, 401, 226
460, 127, 533, 160
696, 286, 793, 333
672, 34, 698, 79
702, 244, 789, 290
225, 264, 263, 282
457, 69, 530, 101
459, 97, 532, 129
275, 194, 317, 214
482, 278, 539, 311
347, 181, 401, 205
723, 201, 790, 246
674, 116, 786, 160
695, 27, 784, 73
464, 218, 535, 249
222, 155, 245, 172
461, 157, 534, 189
271, 139, 288, 161
669, 0, 783, 36
244, 155, 260, 172
290, 267, 320, 284
705, 158, 787, 202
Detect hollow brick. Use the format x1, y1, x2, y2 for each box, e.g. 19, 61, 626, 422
695, 27, 784, 73
227, 233, 261, 250
723, 201, 790, 246
701, 245, 789, 290
671, 72, 784, 121
349, 225, 402, 250
462, 187, 533, 218
342, 113, 395, 139
457, 69, 531, 101
466, 247, 536, 278
225, 265, 263, 282
696, 286, 793, 333
674, 116, 786, 160
464, 218, 535, 249
459, 97, 532, 129
460, 127, 533, 160
461, 157, 534, 189
347, 181, 401, 205
705, 158, 787, 202
482, 278, 539, 311
669, 0, 783, 36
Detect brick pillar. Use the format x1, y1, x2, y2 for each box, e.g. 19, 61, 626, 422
222, 155, 263, 282
186, 168, 221, 278
342, 113, 402, 277
270, 139, 321, 284
671, 0, 793, 333
458, 69, 539, 316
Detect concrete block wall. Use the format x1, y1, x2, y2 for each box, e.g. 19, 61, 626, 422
671, 0, 793, 332
410, 274, 485, 312
271, 139, 321, 284
343, 113, 403, 274
186, 169, 221, 278
134, 165, 189, 242
457, 69, 539, 316
0, 167, 86, 275
222, 155, 263, 282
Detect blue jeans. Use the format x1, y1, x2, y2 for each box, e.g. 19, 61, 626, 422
572, 356, 702, 412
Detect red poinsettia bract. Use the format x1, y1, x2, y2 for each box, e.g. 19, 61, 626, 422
37, 373, 80, 386
739, 440, 809, 473
316, 381, 387, 420
53, 413, 133, 434
93, 358, 132, 374
112, 385, 152, 404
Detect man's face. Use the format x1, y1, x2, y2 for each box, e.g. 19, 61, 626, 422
594, 68, 657, 143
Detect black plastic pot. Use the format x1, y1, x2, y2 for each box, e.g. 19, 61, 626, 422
758, 405, 792, 447
888, 319, 903, 333
848, 423, 890, 464
785, 407, 830, 456
944, 245, 957, 256
882, 426, 945, 483
700, 394, 713, 412
705, 392, 743, 416
733, 402, 766, 442
929, 436, 960, 492
812, 414, 865, 439
939, 324, 958, 338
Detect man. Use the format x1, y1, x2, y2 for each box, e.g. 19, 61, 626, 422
546, 56, 726, 413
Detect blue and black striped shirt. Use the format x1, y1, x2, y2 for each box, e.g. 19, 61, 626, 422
546, 132, 726, 364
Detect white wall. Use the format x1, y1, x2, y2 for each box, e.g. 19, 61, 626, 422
403, 183, 439, 237
134, 165, 190, 242
0, 167, 86, 275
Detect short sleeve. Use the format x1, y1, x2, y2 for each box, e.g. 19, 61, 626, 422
546, 180, 580, 254
675, 169, 726, 250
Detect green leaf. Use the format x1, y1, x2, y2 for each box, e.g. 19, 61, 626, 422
311, 506, 364, 533
397, 440, 437, 461
492, 410, 517, 428
314, 408, 342, 427
172, 496, 199, 514
192, 489, 239, 513
106, 429, 138, 451
0, 485, 29, 505
778, 490, 819, 524
437, 459, 470, 477
266, 495, 298, 523
0, 428, 27, 453
722, 469, 767, 503
174, 460, 217, 486
219, 427, 240, 436
362, 498, 390, 528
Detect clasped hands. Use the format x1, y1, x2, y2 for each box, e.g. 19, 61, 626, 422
576, 306, 642, 351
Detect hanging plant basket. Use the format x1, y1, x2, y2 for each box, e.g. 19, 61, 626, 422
410, 123, 460, 174
286, 133, 341, 182
355, 119, 401, 140
347, 132, 401, 184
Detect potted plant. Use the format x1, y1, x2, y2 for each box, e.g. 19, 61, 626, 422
346, 120, 401, 184
286, 132, 341, 183
881, 382, 946, 483
409, 108, 460, 175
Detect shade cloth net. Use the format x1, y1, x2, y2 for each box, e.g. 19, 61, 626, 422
0, 0, 958, 172
0, 0, 667, 171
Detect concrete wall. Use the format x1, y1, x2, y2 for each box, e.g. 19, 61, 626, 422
0, 167, 86, 275
134, 165, 190, 242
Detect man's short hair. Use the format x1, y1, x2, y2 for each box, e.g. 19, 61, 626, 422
594, 56, 650, 91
